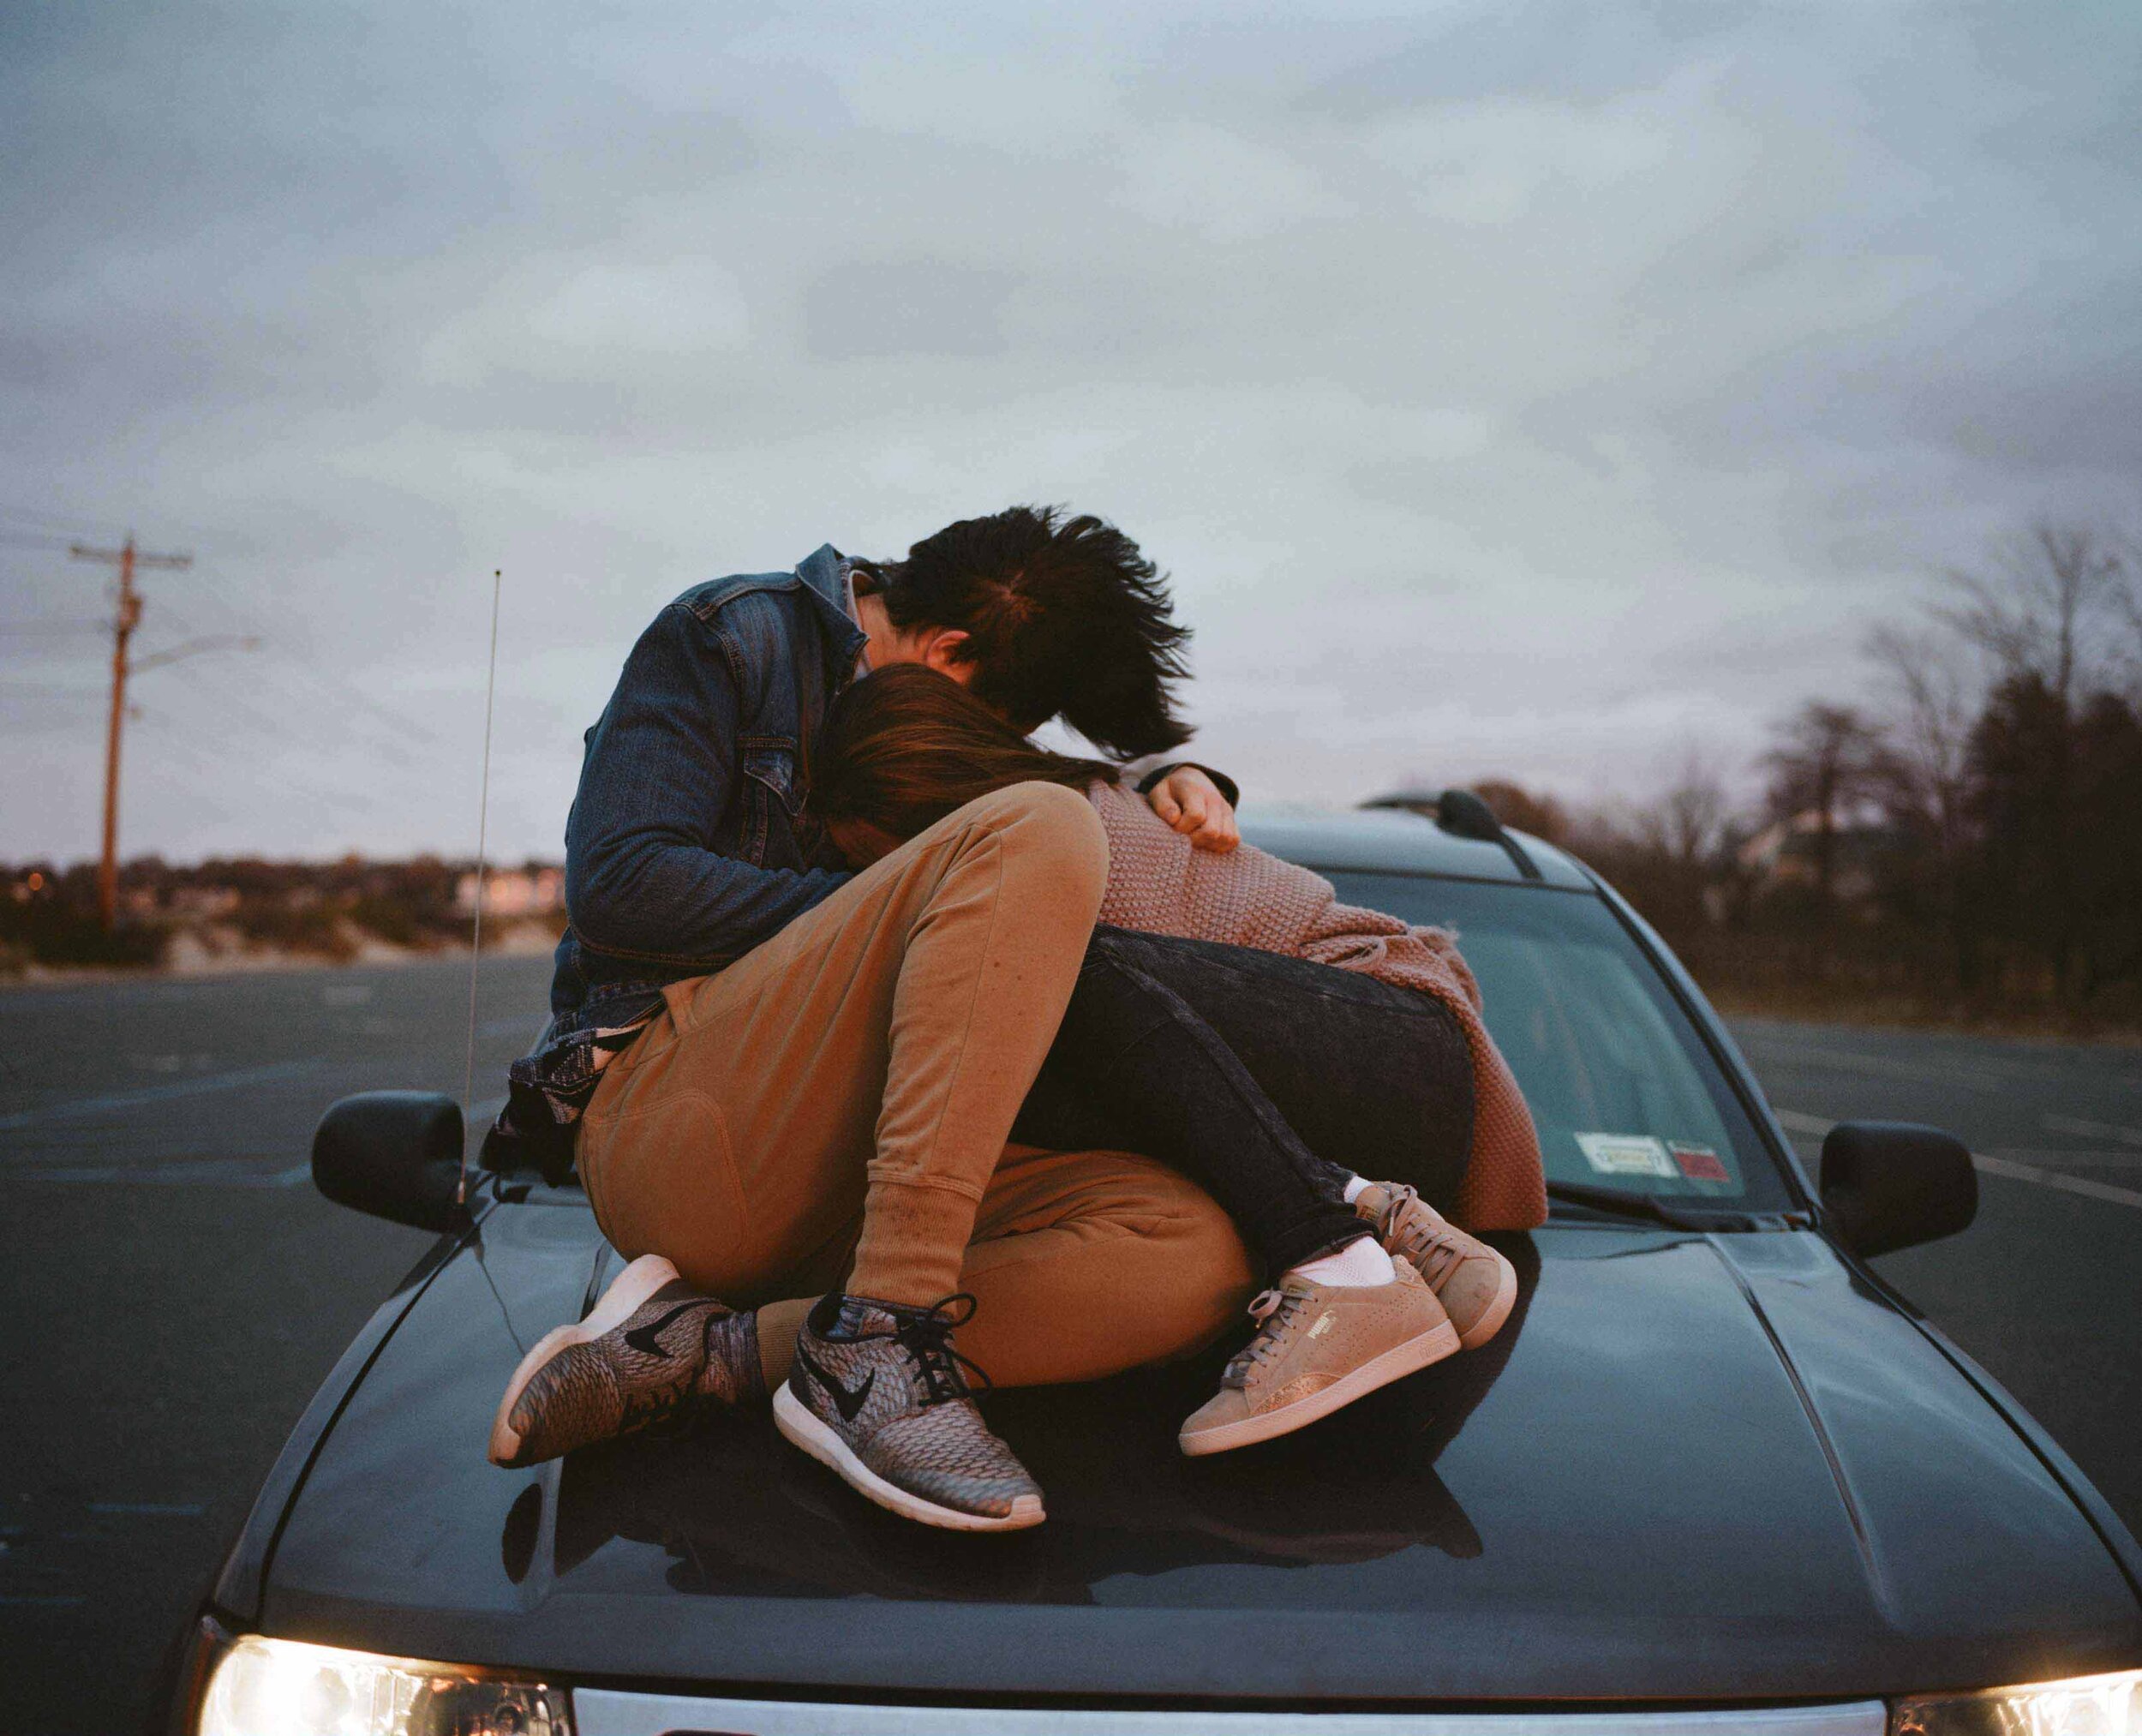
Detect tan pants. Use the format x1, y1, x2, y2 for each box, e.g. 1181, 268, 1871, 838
577, 781, 1255, 1389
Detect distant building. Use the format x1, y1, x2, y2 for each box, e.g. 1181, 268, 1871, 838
456, 865, 565, 918
1736, 807, 1890, 903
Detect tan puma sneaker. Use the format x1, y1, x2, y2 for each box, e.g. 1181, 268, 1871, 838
488, 1254, 760, 1468
1357, 1182, 1518, 1350
1177, 1261, 1457, 1457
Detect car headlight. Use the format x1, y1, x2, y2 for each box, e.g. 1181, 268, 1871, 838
200, 1635, 570, 1736
1896, 1670, 2139, 1736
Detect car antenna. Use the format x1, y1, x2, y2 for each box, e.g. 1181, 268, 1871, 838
458, 567, 503, 1210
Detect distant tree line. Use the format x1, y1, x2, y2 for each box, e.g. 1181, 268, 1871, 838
0, 855, 559, 972
10, 515, 2140, 1036
1536, 518, 2142, 1033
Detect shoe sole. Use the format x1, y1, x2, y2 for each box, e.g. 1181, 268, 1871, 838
1177, 1318, 1460, 1458
487, 1252, 681, 1467
772, 1386, 1045, 1534
1452, 1248, 1520, 1351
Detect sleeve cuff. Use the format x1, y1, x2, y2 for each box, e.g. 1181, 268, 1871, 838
1133, 761, 1240, 809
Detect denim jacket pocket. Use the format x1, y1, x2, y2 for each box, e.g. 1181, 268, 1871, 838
739, 737, 800, 862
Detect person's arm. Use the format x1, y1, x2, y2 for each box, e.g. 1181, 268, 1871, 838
565, 604, 848, 968
1122, 757, 1241, 853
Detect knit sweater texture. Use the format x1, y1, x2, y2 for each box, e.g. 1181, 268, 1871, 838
1088, 781, 1547, 1231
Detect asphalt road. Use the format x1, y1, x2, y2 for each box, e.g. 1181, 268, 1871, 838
2, 960, 2138, 1735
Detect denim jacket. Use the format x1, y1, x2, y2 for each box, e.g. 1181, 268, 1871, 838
487, 541, 1232, 1179
488, 545, 865, 1175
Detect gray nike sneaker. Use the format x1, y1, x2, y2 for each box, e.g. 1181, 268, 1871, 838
488, 1254, 762, 1468
772, 1293, 1044, 1533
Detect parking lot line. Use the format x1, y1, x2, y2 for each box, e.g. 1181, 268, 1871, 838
2044, 1113, 2142, 1147
1969, 1153, 2142, 1212
1773, 1109, 2142, 1213
0, 1060, 322, 1132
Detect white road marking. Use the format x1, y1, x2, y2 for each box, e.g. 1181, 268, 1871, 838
0, 1059, 322, 1131
1772, 1108, 1835, 1137
21, 1160, 312, 1188
2045, 1112, 2142, 1146
1739, 1027, 2142, 1094
1747, 1044, 1979, 1088
1971, 1155, 2142, 1212
1985, 1147, 2142, 1168
1774, 1108, 2142, 1213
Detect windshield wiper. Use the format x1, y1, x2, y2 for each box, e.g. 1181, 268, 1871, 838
1547, 1180, 1742, 1229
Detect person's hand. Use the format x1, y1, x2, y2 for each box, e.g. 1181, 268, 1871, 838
1146, 766, 1239, 853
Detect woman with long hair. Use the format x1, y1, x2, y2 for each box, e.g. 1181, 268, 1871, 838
809, 663, 1546, 1456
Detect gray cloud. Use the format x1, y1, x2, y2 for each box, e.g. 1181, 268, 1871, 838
804, 260, 1023, 359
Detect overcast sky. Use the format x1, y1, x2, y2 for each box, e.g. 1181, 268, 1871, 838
3, 0, 2138, 864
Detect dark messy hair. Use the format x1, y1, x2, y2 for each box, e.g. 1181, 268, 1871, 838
811, 665, 1119, 845
851, 505, 1192, 758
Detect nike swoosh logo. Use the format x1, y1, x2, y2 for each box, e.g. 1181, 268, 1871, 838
796, 1343, 877, 1422
624, 1299, 710, 1359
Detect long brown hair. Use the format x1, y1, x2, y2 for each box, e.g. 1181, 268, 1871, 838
811, 665, 1119, 843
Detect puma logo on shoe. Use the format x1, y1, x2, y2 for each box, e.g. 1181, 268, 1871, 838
1178, 1268, 1459, 1458
624, 1298, 714, 1358
796, 1344, 877, 1422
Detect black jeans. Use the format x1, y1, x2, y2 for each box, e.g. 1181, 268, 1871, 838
1014, 926, 1476, 1275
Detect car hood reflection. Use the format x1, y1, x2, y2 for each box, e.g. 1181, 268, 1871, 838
257, 1205, 2142, 1702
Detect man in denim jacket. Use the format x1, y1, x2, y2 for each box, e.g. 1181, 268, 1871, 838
490, 507, 1259, 1531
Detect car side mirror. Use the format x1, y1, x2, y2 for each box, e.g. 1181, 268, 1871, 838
313, 1092, 471, 1234
1820, 1120, 1977, 1259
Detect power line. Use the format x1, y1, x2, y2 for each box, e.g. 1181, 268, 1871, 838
0, 620, 103, 636
26, 524, 482, 868
149, 576, 444, 749
0, 501, 117, 536
130, 634, 261, 675
155, 655, 401, 813
166, 638, 430, 771
147, 671, 401, 823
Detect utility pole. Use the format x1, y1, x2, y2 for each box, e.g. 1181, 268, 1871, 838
69, 533, 192, 930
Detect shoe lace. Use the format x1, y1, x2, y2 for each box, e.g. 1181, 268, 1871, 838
1221, 1287, 1309, 1390
1376, 1182, 1462, 1288
866, 1293, 993, 1406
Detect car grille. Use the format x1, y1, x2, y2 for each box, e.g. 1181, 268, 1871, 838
573, 1691, 1888, 1736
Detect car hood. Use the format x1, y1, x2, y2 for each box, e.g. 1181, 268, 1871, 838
255, 1201, 2141, 1703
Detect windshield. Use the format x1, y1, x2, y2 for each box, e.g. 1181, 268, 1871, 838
1319, 871, 1794, 1214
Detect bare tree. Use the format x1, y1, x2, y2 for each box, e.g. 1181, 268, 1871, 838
1469, 779, 1572, 845
1763, 702, 1882, 907
1933, 519, 2133, 998
1865, 622, 1977, 859
1634, 745, 1731, 872
1865, 621, 1983, 985
2109, 518, 2142, 701
1937, 519, 2125, 720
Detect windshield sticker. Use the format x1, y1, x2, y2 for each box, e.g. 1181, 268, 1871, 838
1670, 1142, 1731, 1182
1576, 1133, 1676, 1177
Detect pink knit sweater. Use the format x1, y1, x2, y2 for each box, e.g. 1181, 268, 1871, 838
1088, 781, 1547, 1231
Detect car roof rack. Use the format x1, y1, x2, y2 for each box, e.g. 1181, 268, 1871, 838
1360, 787, 1543, 881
